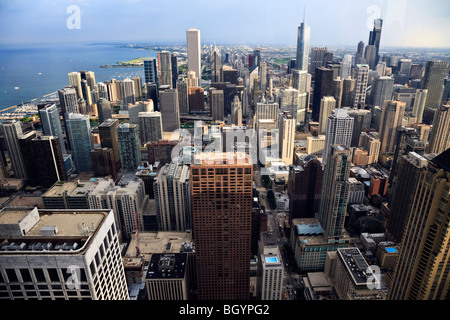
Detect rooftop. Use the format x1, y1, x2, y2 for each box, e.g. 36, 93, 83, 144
337, 248, 378, 287
0, 208, 109, 255
146, 253, 187, 280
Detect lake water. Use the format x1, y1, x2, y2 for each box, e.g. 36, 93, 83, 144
0, 43, 156, 110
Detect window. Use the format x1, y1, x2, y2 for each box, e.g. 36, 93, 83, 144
47, 269, 60, 282
20, 269, 32, 282
33, 269, 46, 282
5, 269, 18, 283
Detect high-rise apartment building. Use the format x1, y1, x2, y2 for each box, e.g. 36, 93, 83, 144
191, 152, 253, 300
353, 64, 370, 108
66, 113, 93, 172
0, 207, 129, 300
427, 104, 450, 154
120, 78, 136, 108
279, 111, 295, 165
322, 108, 354, 166
387, 152, 428, 243
117, 123, 141, 171
388, 149, 450, 300
318, 145, 351, 239
68, 71, 83, 99
378, 100, 406, 154
412, 89, 428, 123
257, 231, 284, 300
358, 131, 381, 165
138, 112, 163, 144
318, 96, 336, 134
421, 60, 448, 111
154, 162, 191, 231
186, 28, 201, 86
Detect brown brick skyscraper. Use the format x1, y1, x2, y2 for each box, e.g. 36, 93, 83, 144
190, 152, 253, 300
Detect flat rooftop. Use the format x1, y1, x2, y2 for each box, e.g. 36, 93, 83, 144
0, 208, 110, 254
337, 248, 378, 287
146, 253, 187, 280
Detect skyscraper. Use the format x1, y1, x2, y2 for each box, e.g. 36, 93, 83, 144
117, 123, 141, 171
0, 207, 129, 300
387, 152, 428, 243
353, 64, 370, 108
171, 53, 178, 89
231, 95, 243, 126
159, 88, 180, 132
312, 67, 334, 121
309, 47, 329, 76
38, 103, 66, 154
347, 108, 371, 147
295, 13, 310, 71
211, 45, 221, 82
322, 108, 354, 165
66, 113, 93, 172
368, 18, 383, 66
2, 120, 27, 179
421, 60, 448, 111
279, 111, 296, 165
318, 96, 336, 134
191, 152, 253, 300
318, 145, 351, 239
98, 119, 121, 170
144, 58, 158, 84
19, 134, 67, 188
412, 89, 428, 123
121, 78, 136, 108
138, 111, 163, 144
158, 51, 173, 88
378, 100, 406, 154
68, 71, 83, 99
154, 162, 191, 231
177, 78, 189, 115
186, 28, 201, 86
388, 149, 450, 300
427, 104, 450, 154
288, 155, 323, 221
96, 98, 112, 125
210, 89, 224, 122
369, 75, 394, 109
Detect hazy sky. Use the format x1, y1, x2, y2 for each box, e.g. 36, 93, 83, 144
0, 0, 449, 48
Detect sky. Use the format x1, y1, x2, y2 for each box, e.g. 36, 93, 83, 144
0, 0, 449, 48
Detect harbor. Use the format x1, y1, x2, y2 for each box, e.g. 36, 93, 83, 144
0, 91, 58, 120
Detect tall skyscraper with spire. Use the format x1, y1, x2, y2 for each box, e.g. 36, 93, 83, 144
368, 18, 383, 66
295, 8, 310, 71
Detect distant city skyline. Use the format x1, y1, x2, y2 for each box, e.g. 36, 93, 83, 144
0, 0, 449, 48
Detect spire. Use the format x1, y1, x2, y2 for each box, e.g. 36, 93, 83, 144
303, 5, 306, 23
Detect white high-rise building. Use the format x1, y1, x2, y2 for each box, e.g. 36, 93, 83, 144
279, 111, 296, 165
68, 71, 83, 99
0, 207, 129, 300
256, 101, 280, 122
257, 231, 284, 300
341, 55, 352, 80
318, 96, 336, 134
412, 89, 428, 124
323, 108, 354, 165
353, 64, 370, 108
121, 78, 136, 109
186, 28, 201, 86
